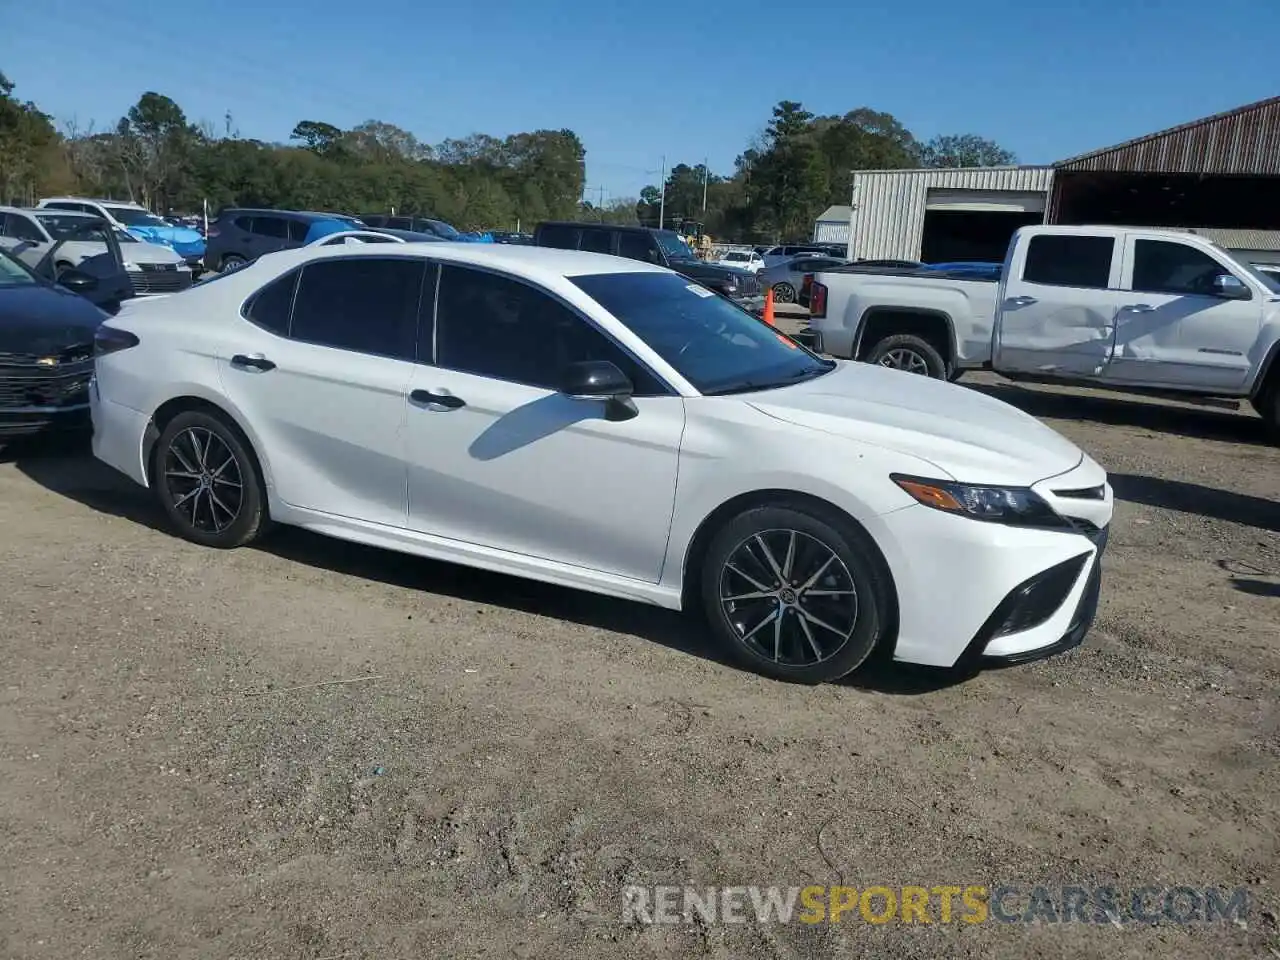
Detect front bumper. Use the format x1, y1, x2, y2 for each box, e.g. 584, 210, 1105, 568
0, 362, 95, 438
0, 405, 90, 438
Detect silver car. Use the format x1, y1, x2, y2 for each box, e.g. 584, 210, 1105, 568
0, 207, 193, 296
760, 254, 850, 304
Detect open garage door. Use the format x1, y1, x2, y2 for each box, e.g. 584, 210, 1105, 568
921, 189, 1047, 263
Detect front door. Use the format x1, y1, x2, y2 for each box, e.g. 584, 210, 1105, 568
1104, 233, 1262, 391
993, 231, 1122, 377
405, 263, 685, 583
218, 256, 426, 527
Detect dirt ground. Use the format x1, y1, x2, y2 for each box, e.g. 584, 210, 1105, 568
1, 371, 1277, 959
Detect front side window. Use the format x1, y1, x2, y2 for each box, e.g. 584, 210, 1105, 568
571, 271, 834, 396
290, 258, 424, 358
618, 232, 659, 262
434, 264, 666, 394
654, 230, 694, 261
1132, 240, 1234, 296
4, 214, 45, 243
1023, 234, 1114, 289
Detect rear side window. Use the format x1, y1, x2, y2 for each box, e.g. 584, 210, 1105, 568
251, 217, 290, 239
290, 257, 425, 359
579, 228, 613, 254
286, 219, 310, 242
244, 269, 298, 335
389, 217, 413, 230
1023, 235, 1114, 289
538, 225, 578, 249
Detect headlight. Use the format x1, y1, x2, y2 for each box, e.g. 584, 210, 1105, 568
722, 275, 738, 293
891, 474, 1071, 529
123, 260, 139, 271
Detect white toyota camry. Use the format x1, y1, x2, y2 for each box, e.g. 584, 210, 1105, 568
90, 243, 1113, 683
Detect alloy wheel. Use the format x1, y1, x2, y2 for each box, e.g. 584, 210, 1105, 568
879, 348, 930, 375
163, 427, 244, 533
773, 282, 796, 303
718, 528, 859, 666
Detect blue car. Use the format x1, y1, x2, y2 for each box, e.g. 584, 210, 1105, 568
38, 198, 206, 271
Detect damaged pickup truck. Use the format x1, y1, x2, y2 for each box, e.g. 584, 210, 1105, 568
807, 225, 1280, 436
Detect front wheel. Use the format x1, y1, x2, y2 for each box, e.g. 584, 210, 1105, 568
865, 334, 947, 379
701, 505, 886, 683
152, 410, 267, 548
772, 281, 796, 303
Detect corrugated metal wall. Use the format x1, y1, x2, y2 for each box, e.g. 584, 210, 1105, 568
850, 167, 1055, 260
813, 220, 851, 244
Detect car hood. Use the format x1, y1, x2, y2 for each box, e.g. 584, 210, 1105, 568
669, 258, 739, 281
746, 361, 1085, 486
0, 284, 104, 356
126, 224, 205, 250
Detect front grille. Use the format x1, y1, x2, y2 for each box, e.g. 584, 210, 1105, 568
736, 272, 761, 297
129, 267, 192, 295
1054, 484, 1106, 500
0, 360, 94, 409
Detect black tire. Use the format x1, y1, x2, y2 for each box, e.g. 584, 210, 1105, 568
772, 281, 796, 303
220, 254, 247, 273
152, 409, 267, 548
1256, 380, 1280, 442
701, 504, 888, 684
865, 333, 947, 380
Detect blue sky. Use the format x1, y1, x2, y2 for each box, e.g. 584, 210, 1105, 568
4, 0, 1277, 204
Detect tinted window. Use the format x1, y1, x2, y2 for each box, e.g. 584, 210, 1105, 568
232, 216, 253, 232
251, 217, 290, 239
618, 231, 659, 262
1132, 240, 1232, 296
389, 217, 413, 230
291, 257, 424, 358
44, 201, 84, 213
287, 219, 310, 242
434, 264, 665, 394
579, 228, 613, 254
538, 224, 578, 250
572, 271, 833, 395
1023, 235, 1114, 288
244, 270, 298, 335
3, 214, 44, 243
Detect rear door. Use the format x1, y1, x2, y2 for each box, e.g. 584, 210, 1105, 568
993, 231, 1121, 377
1105, 232, 1262, 391
218, 256, 426, 526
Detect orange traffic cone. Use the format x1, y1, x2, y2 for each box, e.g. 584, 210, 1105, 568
762, 287, 776, 326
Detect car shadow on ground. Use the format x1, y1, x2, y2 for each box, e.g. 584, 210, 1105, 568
969, 380, 1271, 446
1109, 473, 1280, 532
9, 442, 968, 696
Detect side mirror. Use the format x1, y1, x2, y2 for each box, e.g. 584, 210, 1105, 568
559, 360, 637, 421
1211, 274, 1250, 300
57, 269, 98, 294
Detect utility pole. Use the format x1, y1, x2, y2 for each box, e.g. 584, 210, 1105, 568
658, 155, 666, 231
701, 157, 708, 213
597, 184, 606, 219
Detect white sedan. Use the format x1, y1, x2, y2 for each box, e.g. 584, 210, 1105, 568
90, 243, 1113, 683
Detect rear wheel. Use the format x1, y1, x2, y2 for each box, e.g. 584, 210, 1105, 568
772, 281, 796, 303
1255, 379, 1280, 442
220, 254, 247, 273
701, 505, 886, 684
152, 410, 266, 548
865, 333, 947, 380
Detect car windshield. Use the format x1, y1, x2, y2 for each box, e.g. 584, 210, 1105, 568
572, 271, 835, 395
104, 206, 167, 227
723, 252, 749, 262
655, 230, 695, 261
34, 214, 111, 243
423, 218, 461, 240
0, 249, 38, 287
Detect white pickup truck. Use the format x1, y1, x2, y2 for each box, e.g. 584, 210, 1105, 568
806, 224, 1280, 435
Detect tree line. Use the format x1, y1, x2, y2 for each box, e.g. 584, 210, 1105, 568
1, 72, 1015, 241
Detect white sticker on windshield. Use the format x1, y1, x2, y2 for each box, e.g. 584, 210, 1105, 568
686, 283, 714, 298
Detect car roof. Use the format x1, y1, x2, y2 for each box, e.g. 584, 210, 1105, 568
220, 208, 345, 221
245, 241, 669, 279
0, 205, 102, 219
41, 197, 144, 208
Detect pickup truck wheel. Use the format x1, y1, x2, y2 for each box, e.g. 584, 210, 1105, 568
772, 281, 796, 303
1259, 382, 1280, 441
866, 334, 947, 380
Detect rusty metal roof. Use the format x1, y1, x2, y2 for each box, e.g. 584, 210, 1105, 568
1055, 96, 1280, 174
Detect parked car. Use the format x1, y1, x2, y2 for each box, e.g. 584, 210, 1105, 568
761, 244, 831, 268
1, 207, 193, 299
203, 209, 366, 273
809, 242, 851, 258
714, 249, 765, 273
759, 254, 850, 305
37, 197, 206, 272
808, 225, 1280, 435
305, 228, 443, 247
90, 242, 1112, 683
533, 222, 765, 311
1255, 262, 1280, 283
0, 247, 106, 439
0, 208, 137, 309
489, 231, 535, 245
358, 214, 486, 242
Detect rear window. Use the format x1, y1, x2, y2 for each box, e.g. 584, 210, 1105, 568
1023, 235, 1114, 288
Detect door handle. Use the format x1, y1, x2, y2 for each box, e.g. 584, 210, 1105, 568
230, 353, 275, 372
1007, 295, 1037, 306
1121, 303, 1155, 313
410, 389, 465, 409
